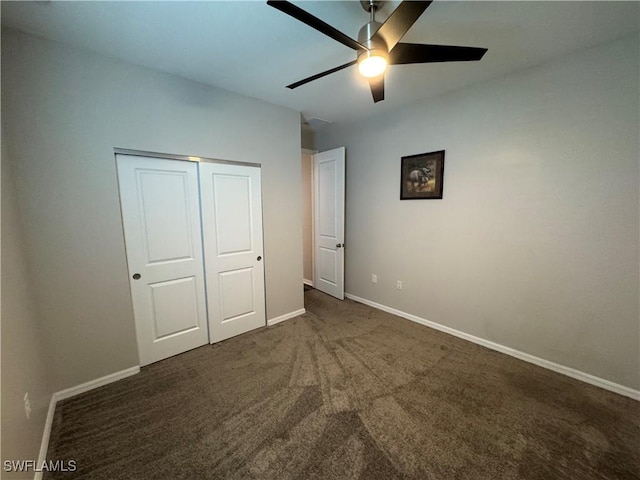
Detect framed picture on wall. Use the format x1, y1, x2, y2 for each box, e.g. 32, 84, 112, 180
400, 150, 445, 200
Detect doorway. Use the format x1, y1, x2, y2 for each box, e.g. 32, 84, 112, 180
301, 147, 346, 301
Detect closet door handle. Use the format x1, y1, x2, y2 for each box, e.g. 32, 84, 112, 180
257, 256, 262, 261
132, 273, 141, 280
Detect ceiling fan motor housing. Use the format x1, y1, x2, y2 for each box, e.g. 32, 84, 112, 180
357, 21, 388, 65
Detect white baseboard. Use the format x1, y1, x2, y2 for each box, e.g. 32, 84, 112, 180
54, 366, 140, 402
34, 395, 58, 480
345, 293, 640, 401
35, 366, 140, 479
267, 308, 306, 326
303, 279, 314, 287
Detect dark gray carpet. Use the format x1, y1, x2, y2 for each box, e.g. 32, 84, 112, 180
46, 289, 640, 479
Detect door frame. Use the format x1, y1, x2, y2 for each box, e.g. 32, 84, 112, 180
114, 148, 266, 360
302, 148, 317, 287
301, 147, 347, 298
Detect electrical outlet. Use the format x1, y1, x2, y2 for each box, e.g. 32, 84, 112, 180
24, 392, 32, 420
372, 274, 377, 284
396, 280, 403, 290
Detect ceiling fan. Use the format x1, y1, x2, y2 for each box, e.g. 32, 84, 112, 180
267, 0, 487, 103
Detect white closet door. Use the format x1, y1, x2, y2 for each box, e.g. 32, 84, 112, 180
116, 155, 209, 366
314, 147, 345, 299
199, 162, 266, 343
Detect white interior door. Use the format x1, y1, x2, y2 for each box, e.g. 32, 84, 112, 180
199, 162, 266, 343
116, 155, 209, 366
314, 147, 345, 299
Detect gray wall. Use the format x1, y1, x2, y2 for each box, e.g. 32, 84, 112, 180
2, 131, 54, 478
301, 124, 316, 150
2, 28, 304, 392
318, 34, 640, 389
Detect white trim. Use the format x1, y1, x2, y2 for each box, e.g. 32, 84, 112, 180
55, 366, 140, 401
35, 366, 141, 479
34, 395, 58, 480
267, 308, 306, 326
301, 150, 316, 291
310, 153, 315, 288
345, 293, 640, 401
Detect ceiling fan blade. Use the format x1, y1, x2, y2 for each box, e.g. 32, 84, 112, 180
267, 1, 367, 51
286, 60, 357, 89
368, 75, 385, 103
373, 1, 432, 52
390, 43, 488, 65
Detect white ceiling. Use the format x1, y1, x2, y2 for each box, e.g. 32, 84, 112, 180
2, 1, 638, 127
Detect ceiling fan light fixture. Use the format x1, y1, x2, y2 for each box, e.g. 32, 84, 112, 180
358, 49, 388, 78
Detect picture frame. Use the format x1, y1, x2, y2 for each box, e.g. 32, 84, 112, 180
400, 150, 445, 200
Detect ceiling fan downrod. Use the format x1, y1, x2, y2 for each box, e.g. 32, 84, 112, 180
358, 0, 384, 45
359, 0, 383, 16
